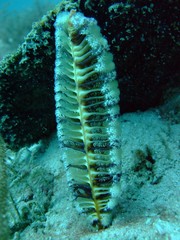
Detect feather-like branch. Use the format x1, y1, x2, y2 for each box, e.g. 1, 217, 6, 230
54, 11, 121, 229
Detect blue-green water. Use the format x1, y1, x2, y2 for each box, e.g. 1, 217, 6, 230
0, 0, 60, 12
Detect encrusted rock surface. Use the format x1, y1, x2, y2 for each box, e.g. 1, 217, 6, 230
0, 0, 179, 149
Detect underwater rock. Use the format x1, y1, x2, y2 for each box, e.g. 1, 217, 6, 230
80, 0, 179, 112
0, 0, 179, 149
0, 136, 10, 240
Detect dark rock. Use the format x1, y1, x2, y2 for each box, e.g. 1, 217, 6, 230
0, 0, 179, 149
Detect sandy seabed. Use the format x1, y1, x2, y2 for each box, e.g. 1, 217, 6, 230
7, 109, 180, 240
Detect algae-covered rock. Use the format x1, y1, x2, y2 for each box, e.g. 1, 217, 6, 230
0, 0, 179, 149
0, 2, 64, 150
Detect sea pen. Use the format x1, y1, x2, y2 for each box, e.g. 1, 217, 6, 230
54, 11, 121, 229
